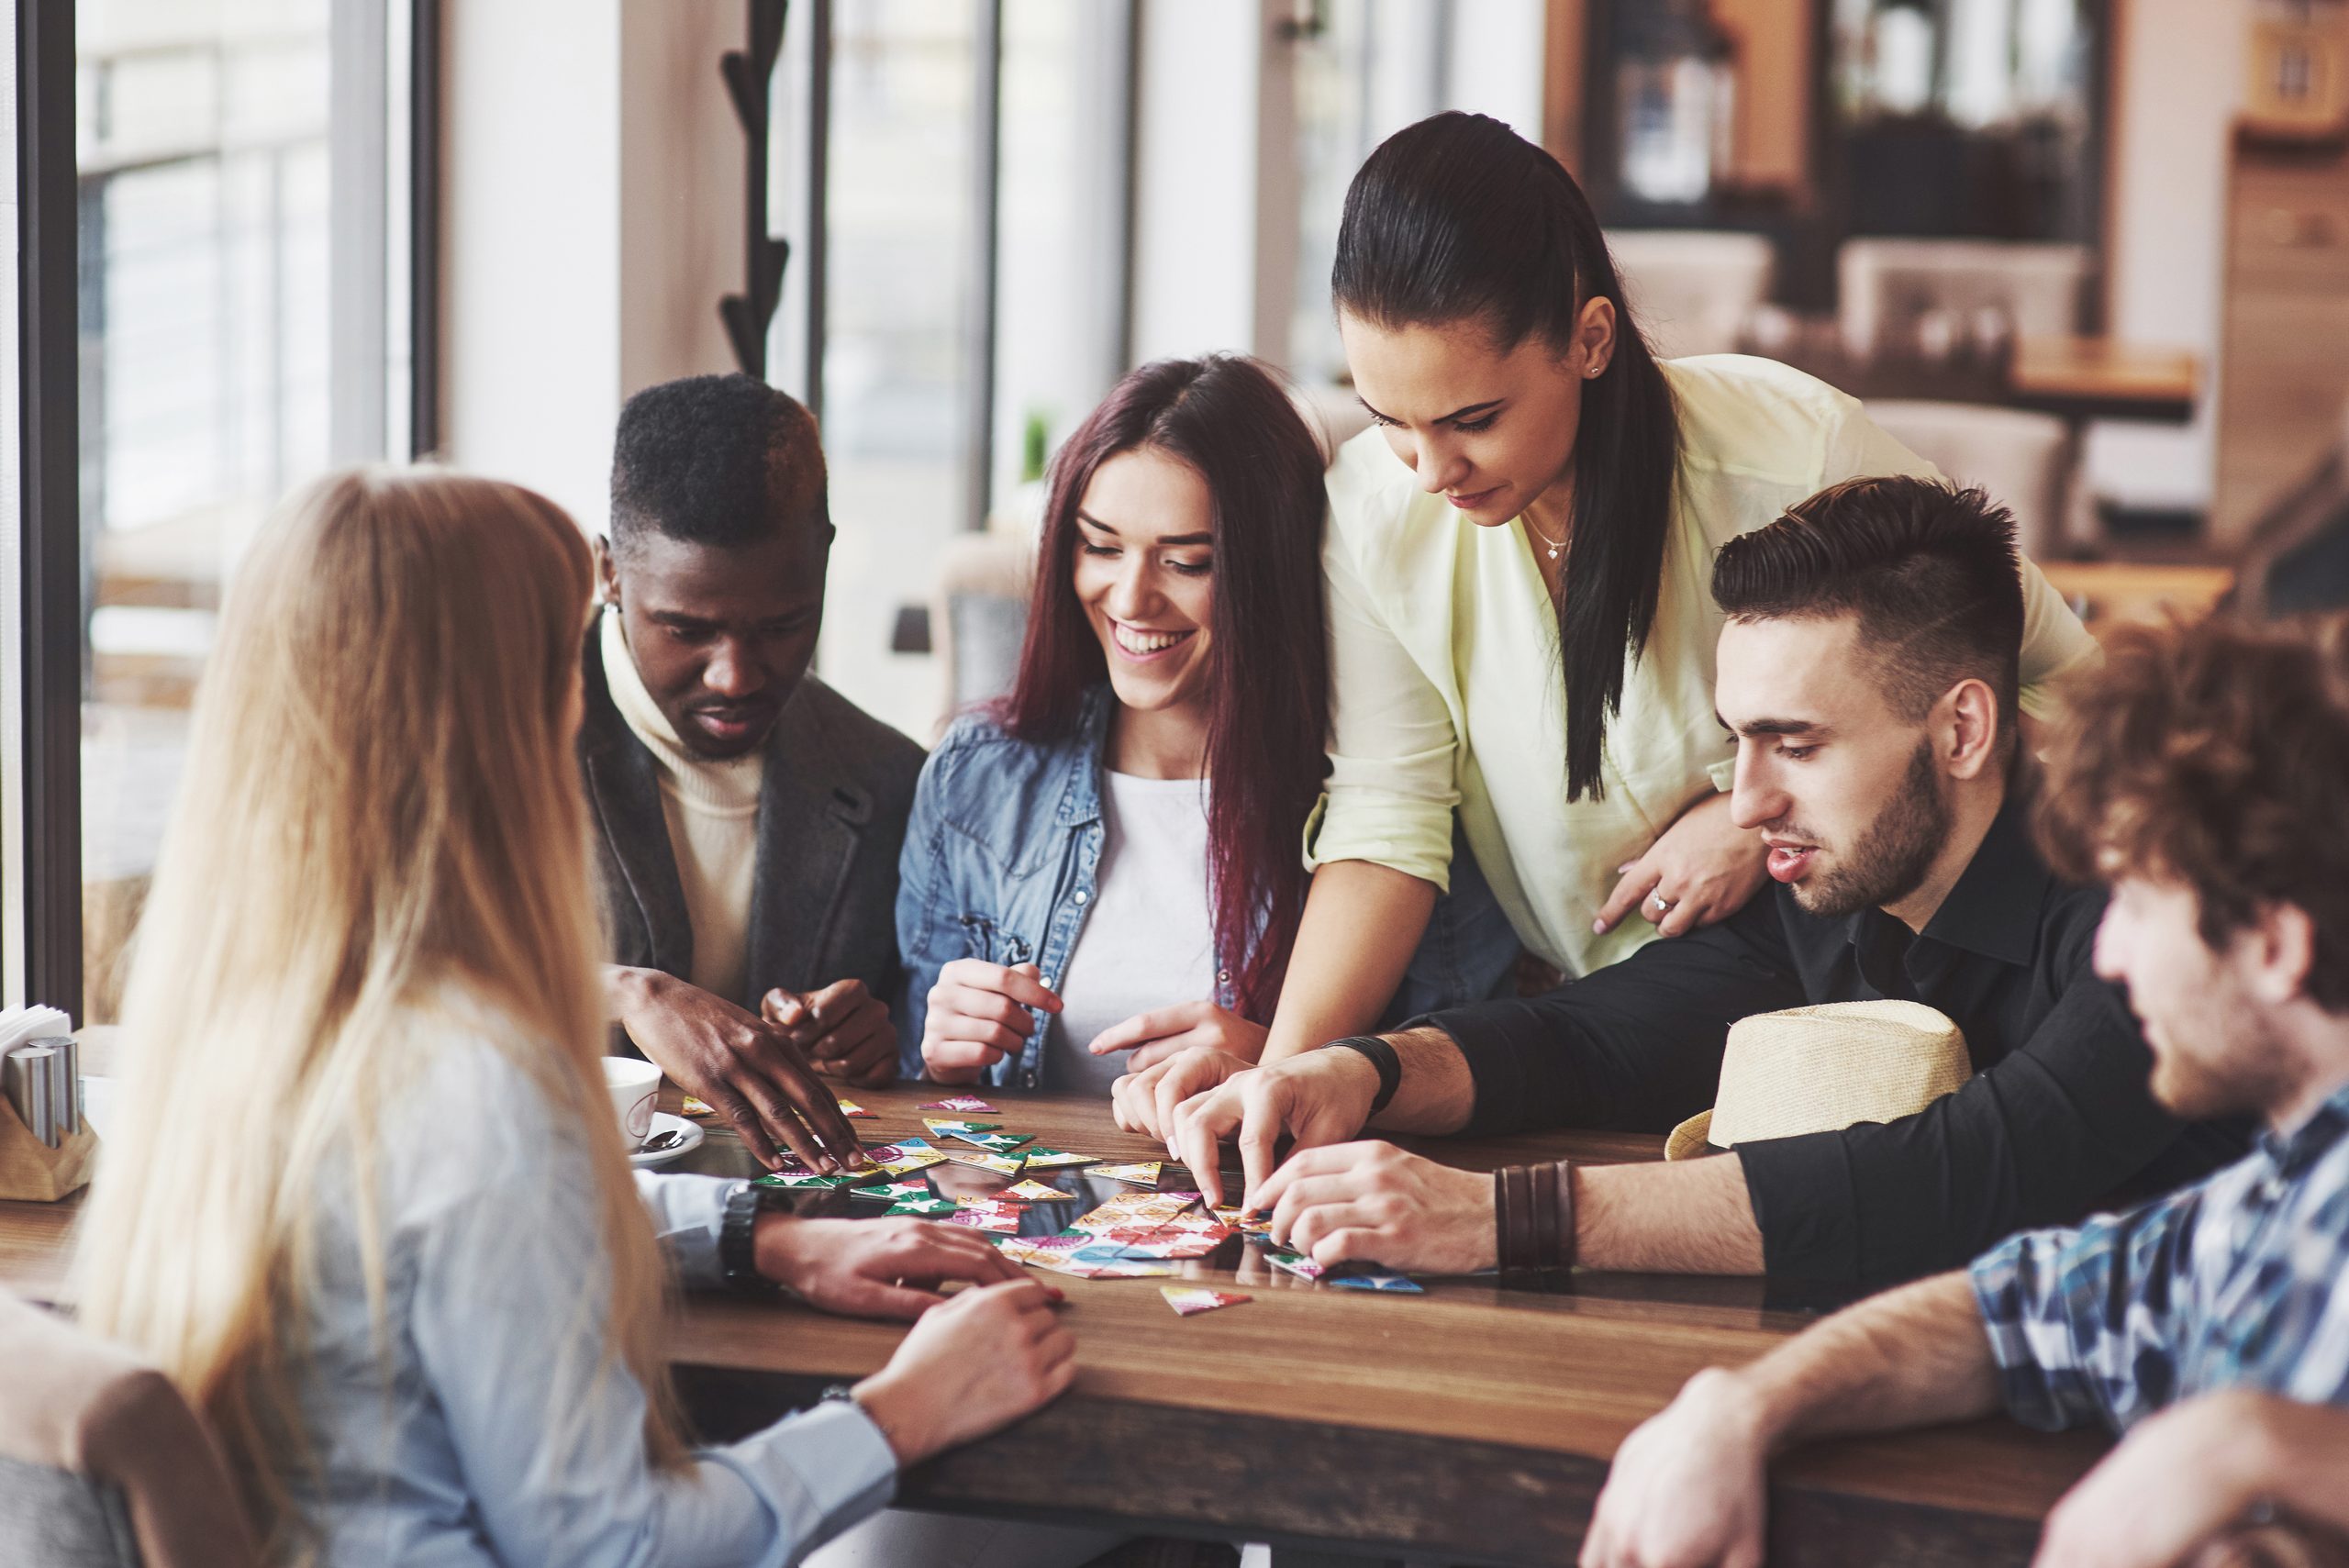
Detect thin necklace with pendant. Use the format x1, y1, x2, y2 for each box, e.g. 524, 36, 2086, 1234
1525, 517, 1566, 561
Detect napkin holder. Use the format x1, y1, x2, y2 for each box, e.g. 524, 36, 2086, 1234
0, 1094, 97, 1202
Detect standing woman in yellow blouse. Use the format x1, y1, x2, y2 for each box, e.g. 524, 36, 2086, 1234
1114, 111, 2097, 1134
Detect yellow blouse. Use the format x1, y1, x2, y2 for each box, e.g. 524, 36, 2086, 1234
1306, 354, 2099, 980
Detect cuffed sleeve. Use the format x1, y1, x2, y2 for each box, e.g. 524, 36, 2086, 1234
411, 1118, 896, 1567
1739, 955, 2187, 1284
2015, 558, 2101, 722
636, 1171, 737, 1290
1431, 894, 1803, 1137
1308, 484, 1460, 891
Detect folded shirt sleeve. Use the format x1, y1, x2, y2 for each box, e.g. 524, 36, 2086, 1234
416, 1154, 896, 1568
1738, 961, 2188, 1284
1308, 495, 1461, 892
1966, 1189, 2203, 1435
635, 1170, 737, 1290
1430, 894, 1805, 1137
2015, 555, 2102, 721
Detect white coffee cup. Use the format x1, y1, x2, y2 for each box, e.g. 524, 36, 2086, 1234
603, 1056, 662, 1151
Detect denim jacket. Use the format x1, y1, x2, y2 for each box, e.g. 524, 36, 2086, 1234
895, 684, 1519, 1085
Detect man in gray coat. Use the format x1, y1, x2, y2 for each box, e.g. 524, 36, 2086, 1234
586, 373, 922, 1167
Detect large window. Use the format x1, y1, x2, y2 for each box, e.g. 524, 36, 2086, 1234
767, 0, 1130, 744
75, 0, 421, 1021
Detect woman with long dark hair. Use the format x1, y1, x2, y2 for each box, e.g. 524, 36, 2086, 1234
896, 354, 1341, 1098
1122, 112, 2099, 1124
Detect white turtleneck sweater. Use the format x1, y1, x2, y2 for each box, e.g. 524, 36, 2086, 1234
601, 609, 764, 1005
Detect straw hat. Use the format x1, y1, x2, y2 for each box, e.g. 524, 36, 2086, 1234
1664, 1000, 1972, 1161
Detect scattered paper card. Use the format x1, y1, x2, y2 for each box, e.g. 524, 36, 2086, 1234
1162, 1285, 1251, 1317
948, 1198, 1025, 1233
1328, 1267, 1424, 1295
680, 1095, 717, 1118
938, 1147, 1026, 1177
885, 1195, 959, 1218
922, 1118, 1002, 1139
1019, 1147, 1099, 1169
951, 1129, 1035, 1152
853, 1179, 932, 1201
918, 1096, 998, 1114
753, 1171, 855, 1190
999, 1179, 1072, 1203
834, 1100, 874, 1119
1263, 1246, 1326, 1281
1092, 1161, 1163, 1185
863, 1139, 949, 1176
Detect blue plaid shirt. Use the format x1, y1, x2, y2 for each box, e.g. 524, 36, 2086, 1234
1970, 1077, 2349, 1434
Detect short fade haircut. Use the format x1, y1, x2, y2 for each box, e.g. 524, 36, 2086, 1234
2036, 614, 2349, 1015
608, 373, 829, 557
1710, 475, 2025, 729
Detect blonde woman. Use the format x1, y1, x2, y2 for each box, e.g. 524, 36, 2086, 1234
73, 470, 1075, 1565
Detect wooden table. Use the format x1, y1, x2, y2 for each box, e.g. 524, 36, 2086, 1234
0, 1081, 2107, 1566
1765, 333, 2200, 426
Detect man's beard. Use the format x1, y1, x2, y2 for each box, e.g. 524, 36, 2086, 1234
1789, 740, 1951, 918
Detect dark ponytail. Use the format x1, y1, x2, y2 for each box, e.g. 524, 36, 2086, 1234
1332, 111, 1680, 802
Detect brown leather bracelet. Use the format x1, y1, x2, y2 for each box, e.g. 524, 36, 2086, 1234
1502, 1165, 1535, 1273
1550, 1160, 1579, 1270
1491, 1167, 1509, 1273
1531, 1162, 1554, 1269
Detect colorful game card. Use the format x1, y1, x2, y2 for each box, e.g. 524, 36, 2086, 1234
1162, 1285, 1251, 1317
1328, 1267, 1425, 1294
852, 1179, 932, 1201
680, 1095, 717, 1118
999, 1179, 1072, 1203
1262, 1245, 1326, 1281
863, 1139, 948, 1176
918, 1095, 998, 1114
753, 1171, 855, 1190
922, 1118, 1002, 1139
950, 1129, 1035, 1152
834, 1100, 874, 1119
938, 1147, 1026, 1176
885, 1195, 959, 1218
1092, 1161, 1163, 1185
947, 1199, 1024, 1233
1019, 1147, 1099, 1169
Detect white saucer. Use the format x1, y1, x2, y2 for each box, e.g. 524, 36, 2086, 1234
629, 1111, 705, 1170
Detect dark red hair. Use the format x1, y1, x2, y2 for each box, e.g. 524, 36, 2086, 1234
999, 355, 1330, 1020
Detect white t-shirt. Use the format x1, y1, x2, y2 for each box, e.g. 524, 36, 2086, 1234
1043, 771, 1217, 1095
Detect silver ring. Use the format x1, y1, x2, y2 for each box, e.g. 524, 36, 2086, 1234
1651, 894, 1674, 912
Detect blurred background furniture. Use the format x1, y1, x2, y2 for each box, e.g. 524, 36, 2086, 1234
1836, 239, 2091, 360
0, 1287, 261, 1568
1864, 399, 2075, 560
1605, 228, 1776, 358
2213, 131, 2349, 550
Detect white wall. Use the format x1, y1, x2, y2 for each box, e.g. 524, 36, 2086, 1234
440, 0, 742, 530
2085, 0, 2250, 511
1444, 0, 1547, 141
1130, 0, 1268, 364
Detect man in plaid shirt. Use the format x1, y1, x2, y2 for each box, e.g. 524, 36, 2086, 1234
1584, 613, 2349, 1568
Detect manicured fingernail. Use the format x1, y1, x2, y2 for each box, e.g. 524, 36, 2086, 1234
1592, 918, 1608, 933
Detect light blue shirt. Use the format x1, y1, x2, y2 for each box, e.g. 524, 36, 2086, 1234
291, 1008, 896, 1566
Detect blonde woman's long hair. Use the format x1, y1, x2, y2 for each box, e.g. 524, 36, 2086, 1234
74, 468, 685, 1548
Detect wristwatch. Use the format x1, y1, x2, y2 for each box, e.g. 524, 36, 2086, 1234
718, 1181, 790, 1297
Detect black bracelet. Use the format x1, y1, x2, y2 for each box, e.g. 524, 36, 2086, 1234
1320, 1034, 1402, 1114
719, 1183, 786, 1298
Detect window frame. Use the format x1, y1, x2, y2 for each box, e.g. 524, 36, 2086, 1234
6, 0, 441, 1020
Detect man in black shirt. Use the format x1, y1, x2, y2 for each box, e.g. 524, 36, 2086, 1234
1161, 476, 2243, 1284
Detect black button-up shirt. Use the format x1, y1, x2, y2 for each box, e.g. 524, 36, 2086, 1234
1431, 796, 2248, 1284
